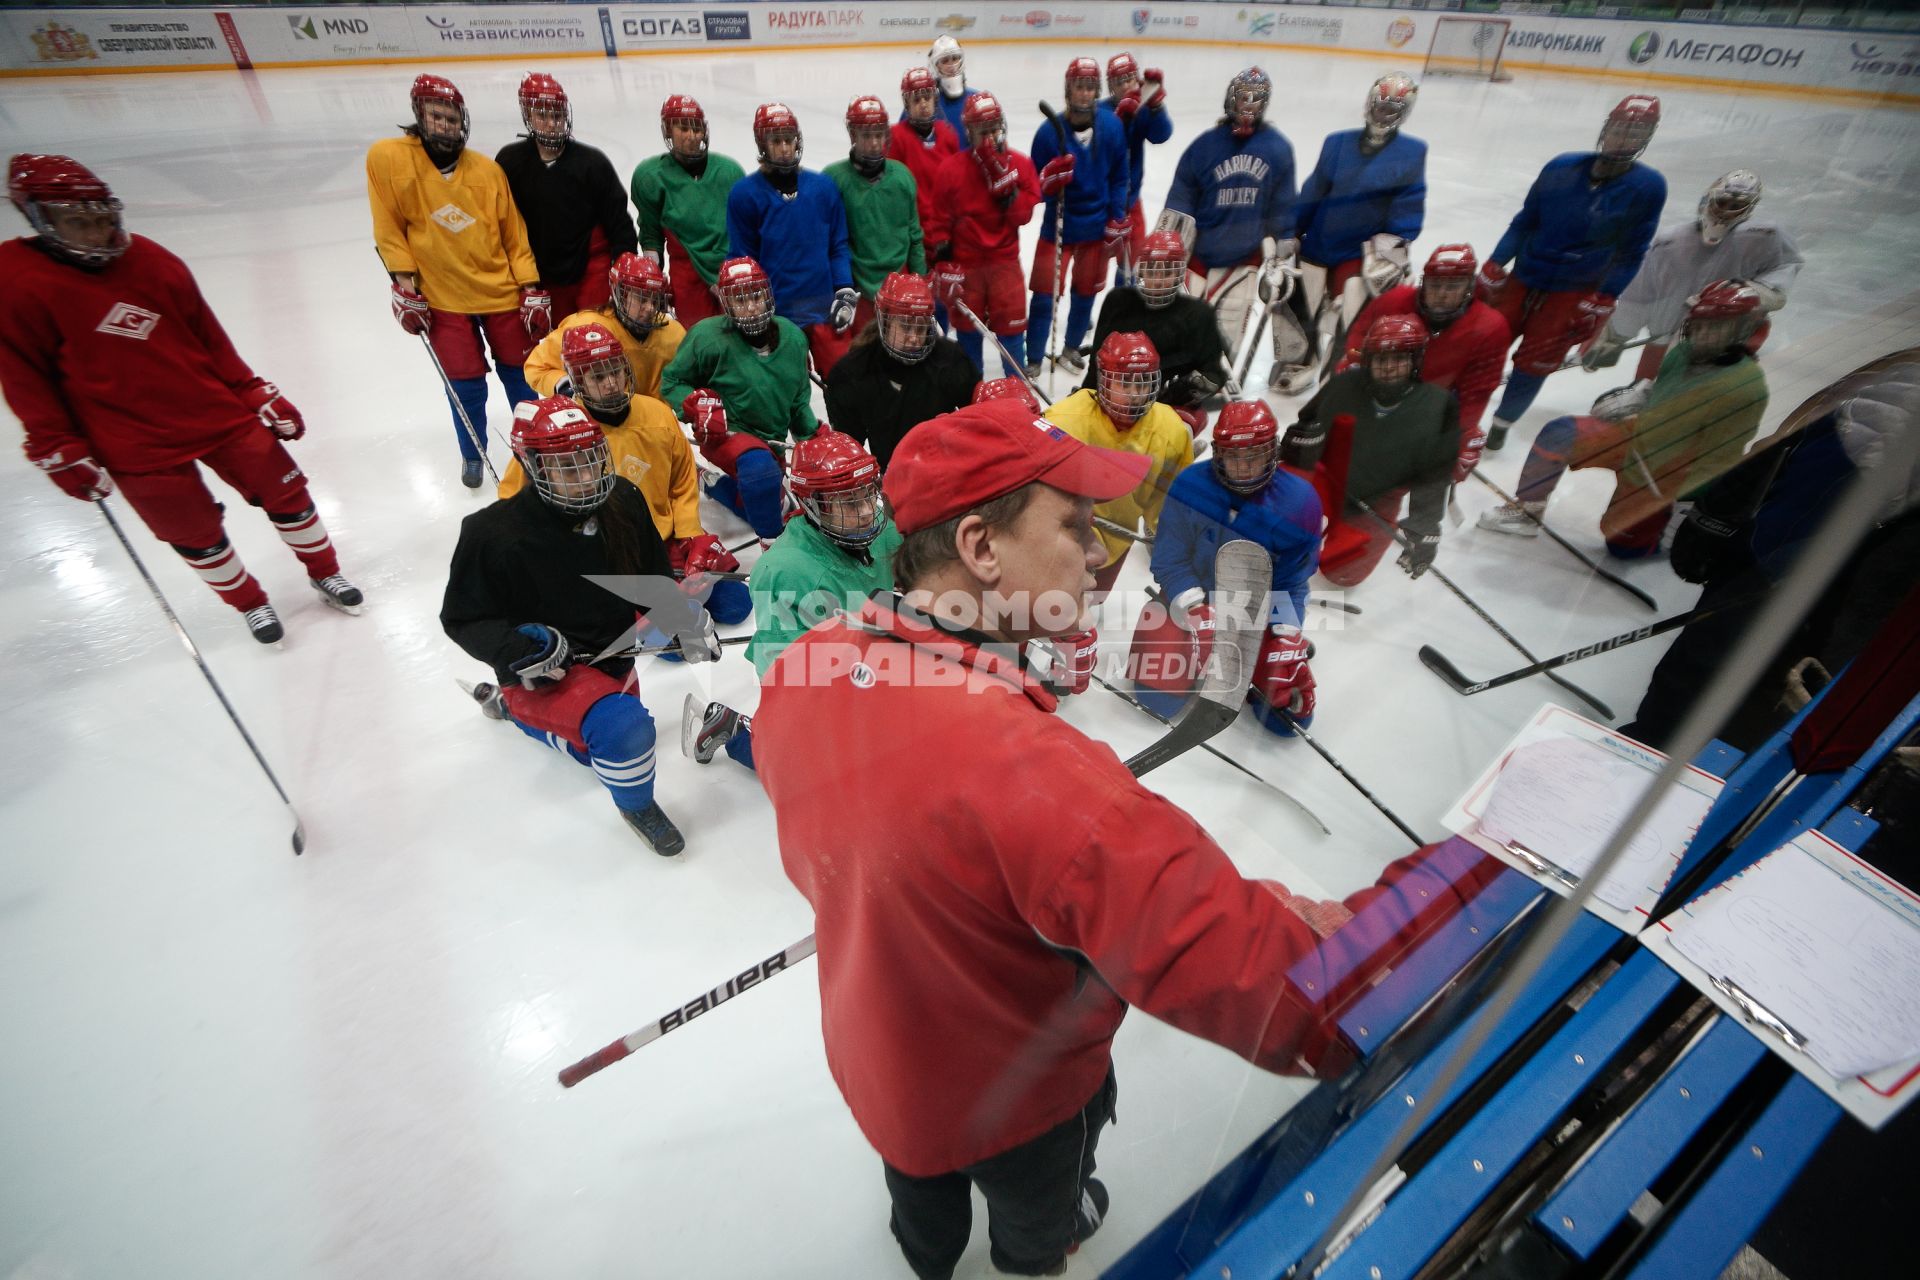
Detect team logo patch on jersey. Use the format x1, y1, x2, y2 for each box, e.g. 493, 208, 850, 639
96, 302, 161, 340
850, 662, 877, 689
432, 202, 476, 233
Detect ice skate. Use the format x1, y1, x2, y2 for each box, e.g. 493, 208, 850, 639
1476, 499, 1546, 537
461, 458, 484, 489
1268, 362, 1316, 395
310, 573, 364, 614
681, 692, 743, 765
244, 603, 284, 645
620, 801, 685, 856
465, 680, 509, 721
1054, 348, 1087, 375
1483, 418, 1514, 452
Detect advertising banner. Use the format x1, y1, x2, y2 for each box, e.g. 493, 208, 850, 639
227, 7, 415, 66
608, 7, 755, 52
0, 8, 232, 72
405, 5, 602, 59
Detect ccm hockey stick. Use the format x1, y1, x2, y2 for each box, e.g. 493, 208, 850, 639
1467, 470, 1658, 610
1417, 597, 1755, 697
556, 540, 1275, 1088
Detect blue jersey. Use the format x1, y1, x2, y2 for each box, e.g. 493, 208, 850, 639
1294, 129, 1426, 268
1165, 123, 1297, 270
935, 87, 978, 138
1492, 152, 1666, 297
726, 169, 852, 328
1030, 106, 1130, 245
1153, 461, 1321, 628
1103, 94, 1174, 209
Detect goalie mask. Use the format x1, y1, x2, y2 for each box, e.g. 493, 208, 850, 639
1699, 170, 1762, 247
1224, 68, 1271, 140
512, 396, 614, 515
929, 35, 966, 98
1364, 74, 1418, 143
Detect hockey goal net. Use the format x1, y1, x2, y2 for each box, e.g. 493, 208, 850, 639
1424, 16, 1514, 82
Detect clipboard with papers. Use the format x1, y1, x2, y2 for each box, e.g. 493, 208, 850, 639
1641, 827, 1920, 1129
1441, 704, 1725, 933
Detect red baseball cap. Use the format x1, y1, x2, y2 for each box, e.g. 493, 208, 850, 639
883, 400, 1152, 535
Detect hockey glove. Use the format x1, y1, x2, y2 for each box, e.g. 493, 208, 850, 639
1112, 89, 1141, 123
1474, 260, 1509, 307
1568, 292, 1616, 347
681, 389, 729, 450
932, 262, 967, 305
1103, 217, 1132, 258
34, 448, 114, 501
510, 624, 570, 689
830, 287, 860, 335
1140, 70, 1166, 112
1061, 627, 1098, 696
675, 533, 740, 592
1669, 509, 1746, 585
1169, 588, 1215, 636
1453, 431, 1487, 484
1580, 325, 1628, 371
1257, 237, 1299, 305
241, 380, 305, 441
1397, 531, 1441, 579
1361, 234, 1410, 297
1254, 624, 1316, 721
981, 152, 1020, 199
520, 286, 555, 340
390, 281, 431, 334
1039, 155, 1076, 197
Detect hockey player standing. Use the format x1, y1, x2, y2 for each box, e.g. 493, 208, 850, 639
728, 103, 858, 376
931, 92, 1041, 375
523, 253, 685, 401
1283, 315, 1459, 585
925, 35, 983, 136
1102, 53, 1174, 271
494, 74, 637, 320
1583, 170, 1801, 389
1283, 73, 1427, 392
1082, 231, 1233, 432
1480, 95, 1667, 450
890, 67, 963, 255
630, 96, 744, 330
1046, 332, 1194, 594
824, 272, 977, 470
824, 95, 928, 342
1163, 68, 1300, 387
1, 154, 362, 644
1027, 58, 1131, 377
1342, 243, 1510, 479
1130, 401, 1321, 734
369, 75, 549, 488
659, 257, 819, 540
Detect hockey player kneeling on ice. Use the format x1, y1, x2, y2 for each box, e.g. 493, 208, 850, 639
1342, 244, 1511, 481
1480, 281, 1770, 559
1130, 401, 1322, 734
684, 429, 900, 773
523, 252, 685, 401
501, 324, 749, 631
442, 396, 718, 856
1046, 332, 1194, 595
752, 399, 1423, 1280
1283, 315, 1458, 586
1, 153, 361, 645
1081, 231, 1232, 435
824, 271, 977, 471
659, 256, 818, 540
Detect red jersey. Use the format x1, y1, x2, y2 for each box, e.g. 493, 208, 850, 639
887, 119, 962, 252
0, 235, 264, 473
1343, 288, 1512, 438
931, 148, 1040, 267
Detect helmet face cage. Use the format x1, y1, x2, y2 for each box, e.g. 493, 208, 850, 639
565, 349, 636, 416
1366, 349, 1419, 396
1699, 171, 1761, 246
1597, 100, 1658, 163
1107, 55, 1140, 98
1066, 65, 1101, 109
661, 112, 708, 160
966, 118, 1006, 150
757, 123, 803, 172
1214, 438, 1277, 495
904, 85, 938, 121
528, 438, 615, 514
1418, 273, 1473, 324
1365, 76, 1417, 137
878, 305, 934, 365
413, 93, 470, 153
1098, 365, 1161, 426
720, 275, 774, 335
850, 123, 891, 163
801, 480, 885, 548
1137, 256, 1184, 307
22, 196, 128, 268
520, 85, 572, 148
611, 276, 666, 333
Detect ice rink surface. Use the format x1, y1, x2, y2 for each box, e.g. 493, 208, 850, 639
2, 36, 1917, 1280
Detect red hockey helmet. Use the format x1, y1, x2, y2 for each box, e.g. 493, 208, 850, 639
660, 94, 709, 159
1211, 400, 1280, 495
961, 92, 1006, 147
1683, 279, 1766, 357
518, 73, 572, 147
560, 323, 635, 417
1361, 313, 1428, 396
753, 103, 804, 171
1096, 332, 1162, 427
847, 95, 890, 132
1225, 67, 1271, 139
1417, 243, 1478, 326
1106, 53, 1141, 97
511, 395, 614, 514
1066, 57, 1102, 97
789, 428, 885, 547
716, 256, 775, 336
901, 66, 938, 121
847, 95, 891, 164
971, 377, 1043, 414
1137, 231, 1188, 308
1364, 73, 1418, 138
7, 153, 127, 267
1599, 94, 1660, 162
875, 272, 936, 365
410, 74, 470, 154
608, 252, 669, 336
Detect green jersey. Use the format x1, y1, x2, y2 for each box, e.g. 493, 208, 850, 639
748, 513, 902, 674
823, 158, 928, 297
659, 316, 820, 447
629, 152, 745, 286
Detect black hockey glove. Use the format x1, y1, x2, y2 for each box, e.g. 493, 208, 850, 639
1668, 509, 1747, 585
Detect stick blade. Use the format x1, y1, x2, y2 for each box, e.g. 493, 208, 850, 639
1192, 539, 1271, 712
1418, 644, 1478, 694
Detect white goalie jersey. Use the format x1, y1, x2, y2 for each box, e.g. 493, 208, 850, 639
1611, 219, 1805, 342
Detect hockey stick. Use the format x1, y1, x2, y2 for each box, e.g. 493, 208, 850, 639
1094, 513, 1150, 545
417, 333, 501, 486
1038, 100, 1071, 397
557, 540, 1276, 1088
949, 297, 1051, 406
1416, 596, 1757, 697
1270, 708, 1424, 845
1352, 498, 1614, 719
1466, 470, 1659, 610
97, 499, 306, 855
1493, 336, 1652, 387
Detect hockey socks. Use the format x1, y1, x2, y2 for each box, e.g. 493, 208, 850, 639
173, 537, 268, 612
1026, 292, 1055, 365
1493, 370, 1546, 426
734, 448, 786, 539
447, 375, 490, 460
1515, 415, 1579, 504
495, 362, 534, 412
512, 694, 659, 812
1063, 293, 1096, 352
269, 506, 341, 579
956, 330, 984, 372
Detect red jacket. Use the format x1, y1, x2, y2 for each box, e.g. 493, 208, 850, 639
0, 235, 265, 474
755, 595, 1340, 1176
888, 119, 962, 256
931, 147, 1040, 266
1343, 288, 1512, 439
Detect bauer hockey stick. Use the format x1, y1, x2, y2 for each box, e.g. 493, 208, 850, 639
557, 540, 1276, 1088
1092, 520, 1362, 614
97, 499, 306, 855
949, 297, 1051, 405
1466, 470, 1659, 610
417, 333, 501, 486
1038, 100, 1071, 395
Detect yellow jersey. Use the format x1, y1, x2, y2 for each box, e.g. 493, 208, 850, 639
366, 135, 537, 316
498, 394, 704, 543
523, 308, 687, 402
1045, 389, 1194, 566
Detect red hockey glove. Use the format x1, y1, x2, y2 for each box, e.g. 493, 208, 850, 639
390, 281, 431, 334
1254, 624, 1315, 721
676, 533, 740, 592
1170, 590, 1214, 636
1453, 431, 1486, 484
681, 389, 728, 450
1058, 627, 1098, 696
520, 286, 554, 340
1474, 260, 1509, 307
1568, 292, 1617, 347
1103, 217, 1132, 257
1140, 70, 1166, 112
1039, 155, 1075, 197
978, 146, 1020, 199
932, 262, 967, 305
241, 380, 305, 441
34, 447, 114, 501
1112, 89, 1141, 123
